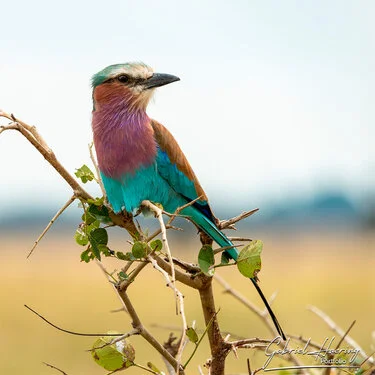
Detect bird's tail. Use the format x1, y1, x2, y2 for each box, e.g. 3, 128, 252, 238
182, 205, 286, 340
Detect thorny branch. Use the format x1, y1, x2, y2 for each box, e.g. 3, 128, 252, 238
0, 110, 140, 239
96, 260, 184, 374
27, 195, 77, 258
308, 305, 374, 365
214, 274, 277, 337
88, 141, 106, 197
218, 208, 259, 230
148, 256, 187, 373
43, 362, 68, 375
118, 286, 185, 374
2, 111, 372, 375
141, 200, 177, 303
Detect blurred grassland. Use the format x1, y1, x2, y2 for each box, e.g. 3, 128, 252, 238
1, 230, 374, 374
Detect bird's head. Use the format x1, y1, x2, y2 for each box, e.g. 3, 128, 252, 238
92, 62, 180, 111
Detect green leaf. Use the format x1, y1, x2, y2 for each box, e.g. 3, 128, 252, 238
132, 241, 148, 259
82, 211, 96, 225
75, 164, 95, 183
88, 203, 111, 224
86, 220, 100, 234
80, 248, 92, 263
221, 252, 230, 265
118, 252, 136, 261
89, 228, 109, 260
186, 327, 199, 344
87, 196, 105, 206
116, 251, 127, 260
147, 362, 162, 374
75, 228, 89, 246
118, 271, 128, 281
198, 245, 215, 276
92, 333, 135, 371
149, 239, 163, 252
236, 240, 263, 278
98, 244, 113, 257
90, 228, 108, 245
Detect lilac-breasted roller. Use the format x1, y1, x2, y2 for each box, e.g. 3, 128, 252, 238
91, 62, 285, 339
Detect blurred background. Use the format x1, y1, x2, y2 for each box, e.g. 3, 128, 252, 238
0, 1, 374, 374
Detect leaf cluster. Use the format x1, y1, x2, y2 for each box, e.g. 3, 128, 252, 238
197, 240, 263, 279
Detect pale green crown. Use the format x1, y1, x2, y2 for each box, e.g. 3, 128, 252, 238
91, 62, 154, 88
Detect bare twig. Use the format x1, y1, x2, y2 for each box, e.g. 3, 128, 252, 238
219, 208, 259, 230
110, 307, 127, 313
146, 196, 203, 242
89, 329, 140, 351
151, 254, 201, 289
229, 337, 271, 348
27, 195, 76, 258
1, 111, 52, 151
96, 260, 184, 374
228, 237, 253, 242
213, 244, 241, 255
121, 260, 134, 275
165, 196, 204, 222
0, 122, 19, 134
308, 305, 374, 364
146, 224, 183, 242
121, 261, 149, 288
184, 311, 218, 369
148, 256, 187, 373
150, 323, 246, 341
0, 112, 89, 199
24, 305, 123, 337
0, 111, 140, 238
88, 142, 106, 197
117, 288, 184, 374
43, 362, 68, 375
214, 274, 277, 337
323, 320, 357, 375
142, 200, 177, 305
360, 350, 375, 367
335, 320, 356, 349
169, 257, 200, 274
288, 334, 323, 351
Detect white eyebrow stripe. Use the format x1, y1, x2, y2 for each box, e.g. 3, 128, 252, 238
109, 65, 154, 80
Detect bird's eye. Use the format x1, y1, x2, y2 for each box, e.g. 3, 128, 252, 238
117, 75, 129, 83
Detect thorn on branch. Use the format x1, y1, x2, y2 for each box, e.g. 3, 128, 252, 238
218, 208, 259, 230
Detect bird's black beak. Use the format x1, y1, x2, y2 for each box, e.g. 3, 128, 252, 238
143, 73, 180, 90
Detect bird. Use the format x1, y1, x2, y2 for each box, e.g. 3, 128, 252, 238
91, 62, 285, 340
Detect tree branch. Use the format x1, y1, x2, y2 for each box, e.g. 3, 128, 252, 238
96, 260, 185, 374
117, 288, 185, 374
0, 111, 140, 238
27, 194, 76, 258
308, 305, 374, 364
199, 278, 230, 375
148, 256, 187, 373
218, 208, 259, 230
214, 274, 277, 337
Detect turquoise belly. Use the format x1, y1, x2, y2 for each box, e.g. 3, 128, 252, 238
100, 163, 186, 214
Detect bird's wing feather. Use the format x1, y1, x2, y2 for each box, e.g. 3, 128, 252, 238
151, 119, 216, 222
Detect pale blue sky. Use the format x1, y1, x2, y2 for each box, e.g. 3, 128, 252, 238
0, 0, 374, 214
